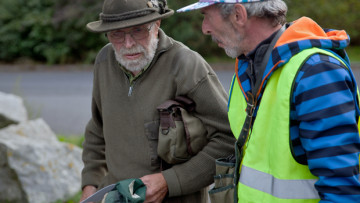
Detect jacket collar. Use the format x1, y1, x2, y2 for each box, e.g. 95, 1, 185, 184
156, 28, 173, 55
235, 17, 350, 102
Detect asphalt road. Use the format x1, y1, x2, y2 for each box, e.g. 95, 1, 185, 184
0, 70, 234, 135
1, 68, 359, 135
0, 71, 94, 135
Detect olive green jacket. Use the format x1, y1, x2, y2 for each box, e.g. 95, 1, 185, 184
81, 29, 235, 202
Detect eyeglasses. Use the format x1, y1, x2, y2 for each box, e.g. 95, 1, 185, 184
107, 23, 154, 43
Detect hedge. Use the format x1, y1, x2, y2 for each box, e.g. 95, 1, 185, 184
0, 0, 359, 64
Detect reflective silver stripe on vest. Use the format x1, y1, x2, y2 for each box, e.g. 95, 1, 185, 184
239, 166, 320, 199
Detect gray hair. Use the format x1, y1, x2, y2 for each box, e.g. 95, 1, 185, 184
216, 0, 287, 26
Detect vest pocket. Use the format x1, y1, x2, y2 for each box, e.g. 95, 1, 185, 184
208, 156, 236, 203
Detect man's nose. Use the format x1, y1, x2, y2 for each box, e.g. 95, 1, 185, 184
201, 19, 211, 35
124, 33, 136, 48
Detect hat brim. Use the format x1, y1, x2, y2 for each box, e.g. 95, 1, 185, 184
177, 2, 217, 13
86, 9, 174, 33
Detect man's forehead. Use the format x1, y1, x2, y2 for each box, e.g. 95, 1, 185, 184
201, 4, 219, 15
117, 22, 151, 32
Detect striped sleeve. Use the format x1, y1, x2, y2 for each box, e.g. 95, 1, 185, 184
290, 53, 360, 202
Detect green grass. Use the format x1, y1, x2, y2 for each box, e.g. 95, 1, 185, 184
57, 134, 84, 148
54, 191, 82, 203
56, 135, 84, 203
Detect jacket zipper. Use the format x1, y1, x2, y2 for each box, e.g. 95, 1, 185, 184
122, 71, 136, 97
124, 46, 167, 97
128, 82, 135, 96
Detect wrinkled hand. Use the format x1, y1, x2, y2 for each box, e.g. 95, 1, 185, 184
79, 185, 97, 203
140, 173, 168, 203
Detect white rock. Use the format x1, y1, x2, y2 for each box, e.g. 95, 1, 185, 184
0, 91, 27, 126
0, 119, 83, 203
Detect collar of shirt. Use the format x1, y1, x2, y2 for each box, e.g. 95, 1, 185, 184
237, 29, 280, 88
119, 63, 151, 84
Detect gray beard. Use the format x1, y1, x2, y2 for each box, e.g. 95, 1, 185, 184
113, 35, 159, 72
224, 47, 240, 59
212, 31, 243, 59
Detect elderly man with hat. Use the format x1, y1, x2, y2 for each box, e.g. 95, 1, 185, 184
178, 0, 360, 202
80, 0, 236, 202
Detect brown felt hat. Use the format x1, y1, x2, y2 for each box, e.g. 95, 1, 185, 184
87, 0, 174, 33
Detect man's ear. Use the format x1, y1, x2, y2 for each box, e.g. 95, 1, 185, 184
154, 20, 161, 35
156, 20, 161, 27
232, 4, 247, 27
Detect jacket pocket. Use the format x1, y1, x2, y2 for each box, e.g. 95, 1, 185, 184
208, 156, 236, 203
144, 120, 160, 167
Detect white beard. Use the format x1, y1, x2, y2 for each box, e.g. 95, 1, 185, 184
113, 33, 159, 72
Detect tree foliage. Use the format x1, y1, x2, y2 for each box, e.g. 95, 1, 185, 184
162, 0, 229, 61
0, 0, 359, 64
285, 0, 360, 44
0, 0, 105, 64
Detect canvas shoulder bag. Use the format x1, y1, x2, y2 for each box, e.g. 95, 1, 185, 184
156, 96, 208, 165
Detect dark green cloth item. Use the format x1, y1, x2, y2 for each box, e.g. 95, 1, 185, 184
105, 179, 146, 203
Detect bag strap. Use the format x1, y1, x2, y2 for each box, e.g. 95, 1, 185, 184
157, 100, 182, 134
174, 96, 195, 112
236, 25, 285, 153
251, 25, 286, 96
173, 96, 197, 155
233, 25, 286, 203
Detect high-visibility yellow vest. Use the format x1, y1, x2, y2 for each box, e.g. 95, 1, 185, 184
228, 47, 356, 202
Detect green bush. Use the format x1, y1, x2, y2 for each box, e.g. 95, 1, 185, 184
285, 0, 360, 45
162, 0, 229, 61
168, 0, 360, 62
0, 0, 359, 64
0, 0, 106, 64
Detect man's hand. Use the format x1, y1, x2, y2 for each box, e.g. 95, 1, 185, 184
140, 173, 168, 203
79, 185, 97, 203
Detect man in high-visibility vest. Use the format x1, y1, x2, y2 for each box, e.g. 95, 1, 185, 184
178, 0, 360, 202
